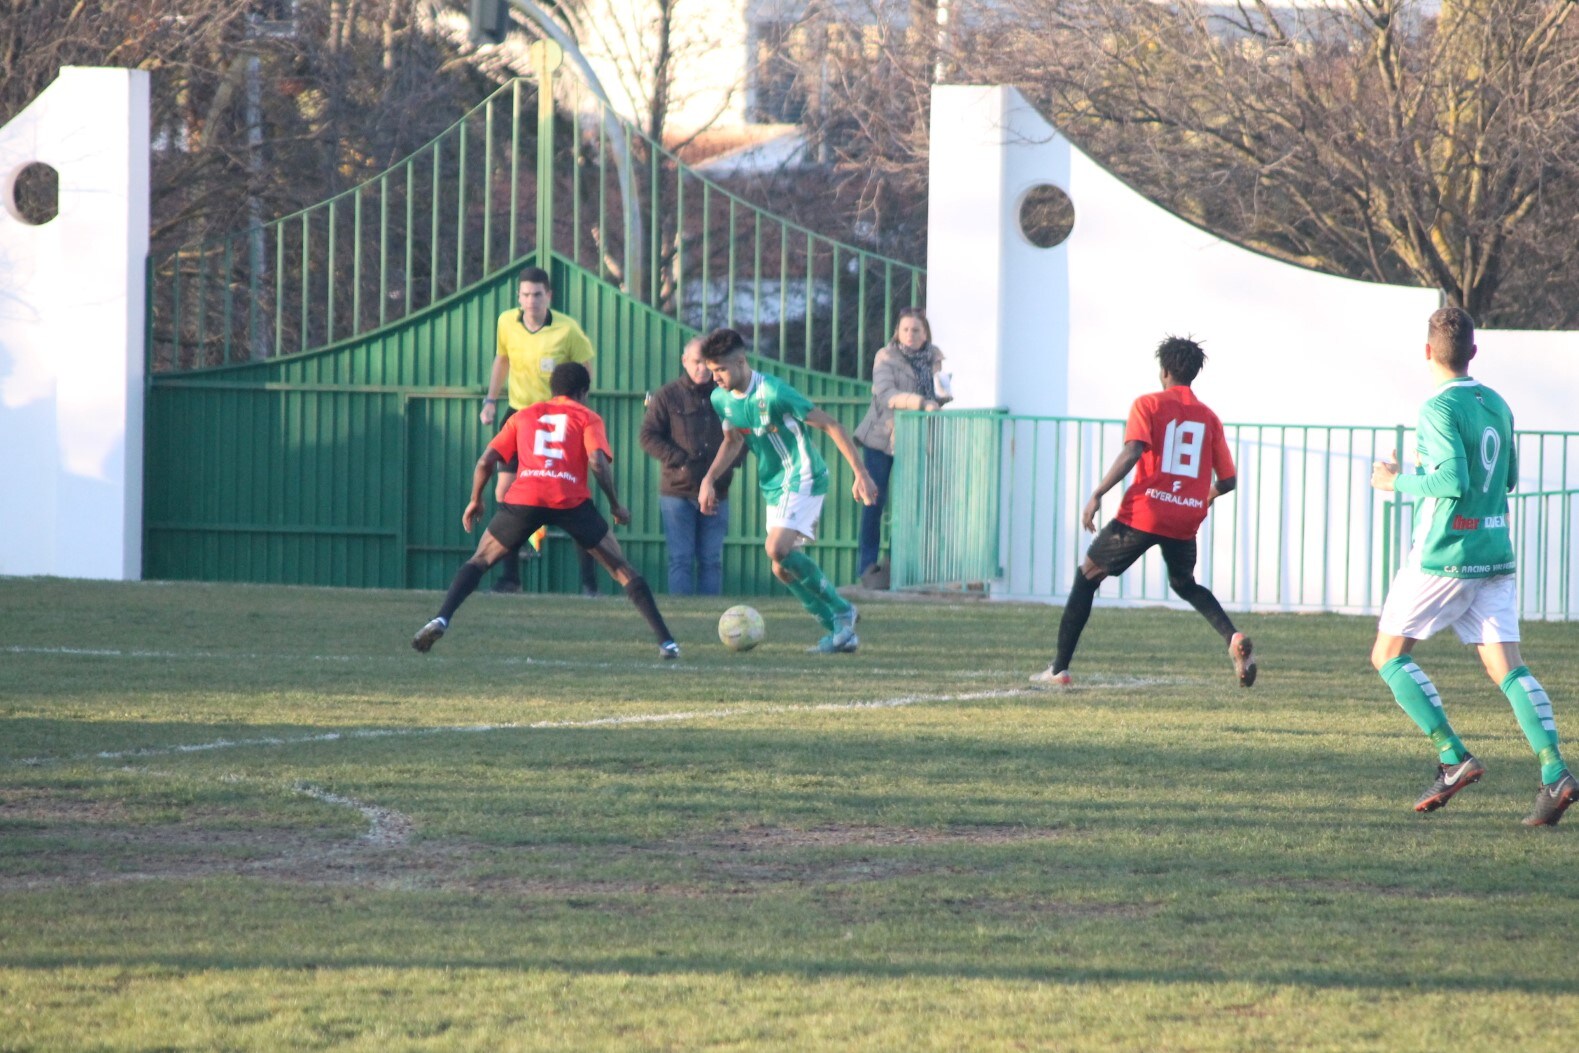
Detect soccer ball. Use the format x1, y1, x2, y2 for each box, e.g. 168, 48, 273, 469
717, 605, 765, 651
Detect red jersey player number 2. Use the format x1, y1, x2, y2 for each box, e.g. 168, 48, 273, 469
487, 398, 612, 510
1114, 387, 1233, 541
533, 413, 568, 460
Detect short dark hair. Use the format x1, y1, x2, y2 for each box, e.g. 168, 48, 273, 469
517, 266, 551, 290
549, 361, 591, 399
1156, 335, 1206, 385
1428, 307, 1476, 370
699, 327, 746, 362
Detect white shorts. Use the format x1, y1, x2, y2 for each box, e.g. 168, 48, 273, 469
765, 491, 824, 541
1377, 566, 1520, 644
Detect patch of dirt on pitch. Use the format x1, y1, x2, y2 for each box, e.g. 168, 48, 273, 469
1, 795, 1070, 898
0, 788, 135, 825
625, 824, 1073, 892
687, 823, 1065, 851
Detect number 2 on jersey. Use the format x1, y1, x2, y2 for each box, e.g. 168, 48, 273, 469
533, 413, 568, 460
1161, 419, 1206, 478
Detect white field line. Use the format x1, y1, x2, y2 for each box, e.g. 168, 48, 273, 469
292, 784, 414, 847
1, 644, 1032, 680
16, 688, 1034, 768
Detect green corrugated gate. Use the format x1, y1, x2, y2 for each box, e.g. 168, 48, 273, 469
145, 255, 871, 595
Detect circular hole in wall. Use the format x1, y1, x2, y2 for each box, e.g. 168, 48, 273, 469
1018, 183, 1074, 248
10, 162, 60, 225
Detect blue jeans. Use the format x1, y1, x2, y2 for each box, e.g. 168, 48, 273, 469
660, 494, 729, 595
857, 445, 893, 575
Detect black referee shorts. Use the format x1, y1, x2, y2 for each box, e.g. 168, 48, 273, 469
1086, 520, 1197, 580
485, 500, 609, 554
496, 404, 520, 471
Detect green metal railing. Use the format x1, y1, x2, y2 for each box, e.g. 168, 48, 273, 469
151, 80, 546, 370
144, 58, 916, 594
890, 409, 1004, 591
149, 71, 925, 379
1510, 489, 1578, 621
893, 412, 1579, 620
143, 255, 874, 594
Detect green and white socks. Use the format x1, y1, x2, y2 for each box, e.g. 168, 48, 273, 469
778, 550, 851, 633
1501, 666, 1567, 784
1380, 656, 1568, 782
1379, 656, 1467, 764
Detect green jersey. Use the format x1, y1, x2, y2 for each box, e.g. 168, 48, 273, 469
711, 371, 829, 502
1396, 377, 1517, 578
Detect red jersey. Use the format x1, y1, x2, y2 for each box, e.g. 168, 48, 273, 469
1113, 385, 1234, 540
488, 396, 612, 509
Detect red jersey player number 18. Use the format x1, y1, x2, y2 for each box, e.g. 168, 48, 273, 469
1114, 385, 1234, 541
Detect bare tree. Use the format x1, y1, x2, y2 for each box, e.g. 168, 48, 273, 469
1, 1, 498, 259
758, 0, 1579, 327
988, 0, 1579, 326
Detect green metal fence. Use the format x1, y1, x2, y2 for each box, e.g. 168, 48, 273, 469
147, 74, 925, 379
892, 412, 1579, 620
890, 409, 1003, 591
144, 256, 871, 594
145, 65, 913, 594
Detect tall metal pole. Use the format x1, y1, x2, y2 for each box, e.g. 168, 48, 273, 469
506, 0, 644, 299
531, 39, 562, 272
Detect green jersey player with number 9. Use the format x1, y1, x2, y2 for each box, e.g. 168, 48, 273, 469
1370, 307, 1575, 825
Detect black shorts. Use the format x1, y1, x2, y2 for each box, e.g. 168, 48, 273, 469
496, 404, 519, 471
486, 500, 609, 553
1086, 520, 1197, 580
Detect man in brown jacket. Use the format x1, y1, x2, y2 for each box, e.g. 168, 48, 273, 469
640, 338, 739, 594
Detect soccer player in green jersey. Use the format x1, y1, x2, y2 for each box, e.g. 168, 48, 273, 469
696, 328, 879, 653
1370, 307, 1575, 826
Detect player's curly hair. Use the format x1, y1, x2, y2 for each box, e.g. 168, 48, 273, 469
1155, 335, 1206, 384
549, 361, 591, 399
1428, 307, 1476, 370
699, 327, 747, 362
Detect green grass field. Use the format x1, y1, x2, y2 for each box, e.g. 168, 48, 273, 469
3, 577, 1578, 1051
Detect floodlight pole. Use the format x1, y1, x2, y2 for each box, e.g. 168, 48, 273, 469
506, 0, 645, 300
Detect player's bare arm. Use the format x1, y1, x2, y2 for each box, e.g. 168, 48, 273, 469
463, 449, 505, 530
587, 450, 630, 525
804, 408, 879, 506
699, 429, 746, 515
1083, 440, 1146, 531
480, 355, 509, 425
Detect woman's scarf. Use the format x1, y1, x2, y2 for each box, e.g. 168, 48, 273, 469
893, 340, 934, 399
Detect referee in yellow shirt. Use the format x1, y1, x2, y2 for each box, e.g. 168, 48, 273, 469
480, 266, 600, 594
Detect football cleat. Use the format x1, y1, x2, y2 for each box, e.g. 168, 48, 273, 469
1414, 753, 1486, 812
1522, 771, 1579, 827
819, 605, 859, 653
809, 627, 859, 654
659, 640, 681, 660
490, 578, 521, 594
1029, 666, 1073, 687
1230, 632, 1257, 688
411, 617, 448, 653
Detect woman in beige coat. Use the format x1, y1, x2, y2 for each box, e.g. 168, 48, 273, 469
852, 307, 951, 583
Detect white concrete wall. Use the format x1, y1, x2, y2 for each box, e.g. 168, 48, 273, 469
926, 83, 1579, 611
0, 67, 150, 580
926, 86, 1068, 417
929, 83, 1579, 432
